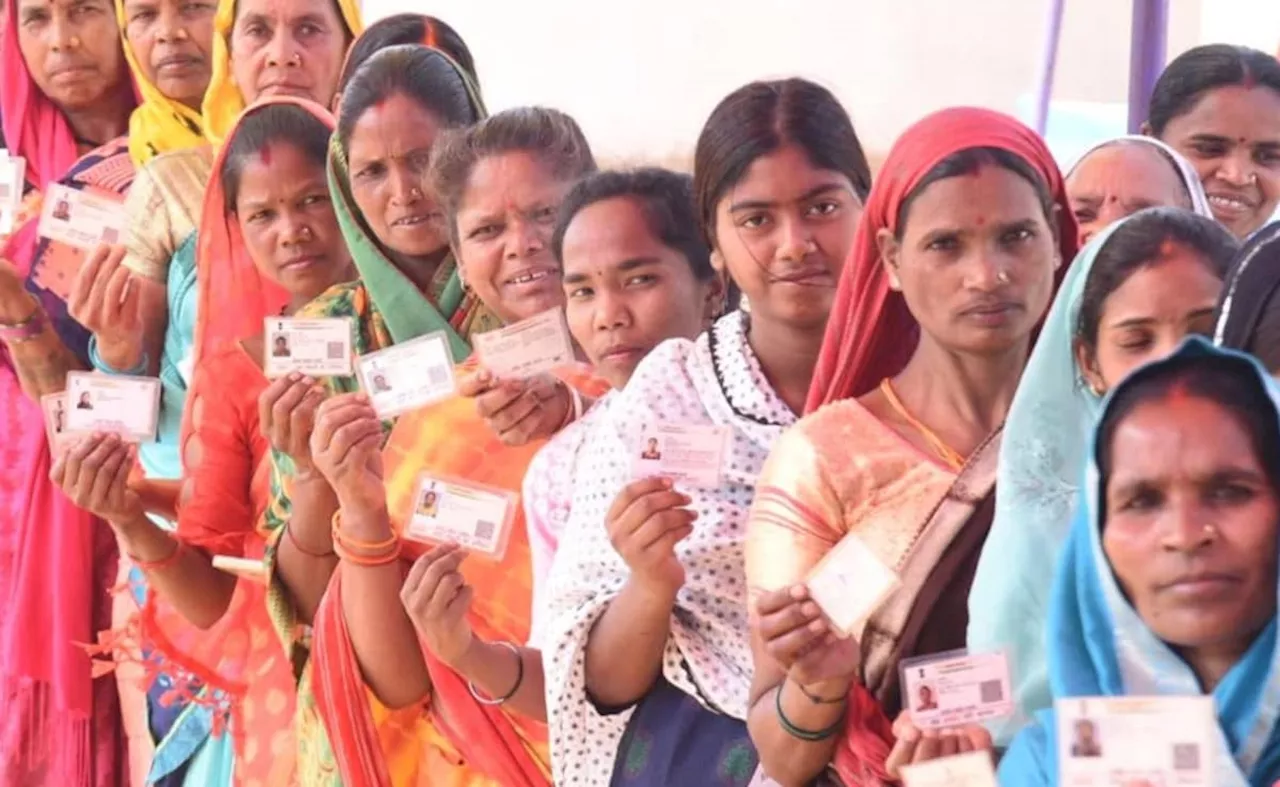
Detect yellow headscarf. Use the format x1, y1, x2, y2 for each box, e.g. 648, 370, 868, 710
201, 0, 362, 148
116, 0, 207, 165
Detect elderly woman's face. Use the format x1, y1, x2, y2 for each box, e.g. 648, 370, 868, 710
1103, 391, 1278, 664
1067, 144, 1191, 246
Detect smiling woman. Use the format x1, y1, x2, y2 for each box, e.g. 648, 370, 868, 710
1146, 44, 1280, 240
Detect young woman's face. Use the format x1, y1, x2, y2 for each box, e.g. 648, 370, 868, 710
228, 0, 347, 107
16, 0, 127, 113
1075, 247, 1223, 394
1103, 392, 1278, 663
1067, 144, 1191, 246
122, 0, 216, 109
346, 92, 449, 260
710, 144, 861, 333
879, 164, 1059, 358
453, 152, 574, 324
560, 195, 721, 389
232, 141, 353, 300
1158, 85, 1280, 239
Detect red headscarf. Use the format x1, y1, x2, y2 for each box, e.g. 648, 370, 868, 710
804, 107, 1079, 414
191, 97, 326, 367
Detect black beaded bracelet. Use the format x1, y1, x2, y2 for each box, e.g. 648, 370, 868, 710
775, 684, 846, 742
792, 675, 848, 705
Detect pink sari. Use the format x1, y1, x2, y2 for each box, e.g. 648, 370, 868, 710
0, 6, 134, 782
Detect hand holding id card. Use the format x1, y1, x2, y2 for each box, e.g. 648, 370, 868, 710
900, 751, 997, 787
403, 474, 518, 561
37, 183, 125, 251
804, 532, 900, 636
1056, 696, 1215, 786
263, 317, 353, 378
356, 332, 456, 419
631, 423, 731, 489
901, 649, 1014, 730
63, 371, 161, 442
473, 307, 575, 379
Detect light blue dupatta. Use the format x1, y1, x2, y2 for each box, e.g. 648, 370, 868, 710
998, 337, 1280, 786
969, 137, 1215, 745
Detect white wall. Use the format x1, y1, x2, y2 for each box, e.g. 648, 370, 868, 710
362, 0, 1275, 167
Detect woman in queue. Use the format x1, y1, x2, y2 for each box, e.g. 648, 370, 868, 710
745, 107, 1077, 785
0, 0, 135, 780
1145, 44, 1280, 240
53, 97, 357, 785
970, 205, 1238, 741
284, 106, 598, 784
541, 77, 871, 786
1000, 338, 1280, 785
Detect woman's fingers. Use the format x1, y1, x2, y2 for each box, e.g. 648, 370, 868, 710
402, 544, 462, 600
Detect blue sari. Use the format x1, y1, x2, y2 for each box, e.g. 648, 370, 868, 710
999, 338, 1280, 786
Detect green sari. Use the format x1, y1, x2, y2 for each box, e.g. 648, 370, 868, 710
262, 48, 497, 785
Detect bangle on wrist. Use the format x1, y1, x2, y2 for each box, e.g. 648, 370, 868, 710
467, 641, 523, 706
331, 511, 400, 566
129, 537, 185, 572
89, 334, 148, 375
0, 295, 44, 344
775, 684, 845, 742
285, 518, 335, 558
790, 675, 849, 705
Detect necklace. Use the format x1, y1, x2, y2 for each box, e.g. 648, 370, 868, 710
879, 378, 966, 471
708, 317, 789, 427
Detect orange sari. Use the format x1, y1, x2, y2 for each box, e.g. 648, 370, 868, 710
310, 364, 608, 787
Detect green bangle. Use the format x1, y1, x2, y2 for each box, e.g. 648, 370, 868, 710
775, 684, 845, 742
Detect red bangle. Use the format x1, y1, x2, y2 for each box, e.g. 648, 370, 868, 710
129, 539, 185, 572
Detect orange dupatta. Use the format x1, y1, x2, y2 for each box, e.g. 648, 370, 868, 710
311, 365, 609, 787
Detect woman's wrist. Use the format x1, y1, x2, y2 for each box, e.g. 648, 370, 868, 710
336, 501, 392, 541
0, 291, 37, 326
792, 674, 853, 704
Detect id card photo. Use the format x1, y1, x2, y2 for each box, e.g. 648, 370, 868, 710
63, 372, 161, 443
403, 474, 518, 561
37, 182, 125, 251
356, 332, 456, 419
1056, 696, 1214, 786
630, 423, 730, 489
473, 307, 575, 380
263, 317, 354, 378
900, 649, 1014, 730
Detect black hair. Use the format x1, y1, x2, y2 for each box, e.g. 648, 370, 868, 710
221, 103, 331, 214
692, 78, 872, 247
1148, 44, 1280, 137
430, 107, 597, 243
1075, 207, 1238, 352
337, 45, 480, 149
550, 167, 741, 310
1096, 350, 1280, 513
895, 147, 1055, 240
337, 13, 478, 93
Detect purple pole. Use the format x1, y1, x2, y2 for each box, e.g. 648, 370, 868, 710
1033, 0, 1066, 135
1127, 0, 1169, 133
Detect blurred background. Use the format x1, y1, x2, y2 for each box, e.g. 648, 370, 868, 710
362, 0, 1280, 171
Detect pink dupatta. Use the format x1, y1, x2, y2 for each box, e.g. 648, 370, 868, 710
0, 5, 132, 784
